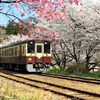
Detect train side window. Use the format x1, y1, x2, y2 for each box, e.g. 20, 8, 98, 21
7, 49, 8, 56
9, 49, 11, 56
9, 48, 12, 56
3, 50, 5, 56
2, 50, 4, 56
6, 49, 7, 56
0, 50, 1, 57
6, 49, 8, 56
5, 49, 6, 56
13, 48, 14, 56
12, 48, 13, 56
4, 50, 5, 56
23, 46, 24, 54
2, 50, 3, 57
3, 50, 4, 56
3, 50, 4, 57
9, 49, 10, 56
7, 49, 9, 56
15, 47, 17, 56
10, 48, 12, 56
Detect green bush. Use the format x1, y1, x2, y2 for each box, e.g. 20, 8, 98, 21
65, 61, 88, 74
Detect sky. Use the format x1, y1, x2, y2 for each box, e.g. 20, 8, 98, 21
0, 3, 31, 25
0, 0, 98, 25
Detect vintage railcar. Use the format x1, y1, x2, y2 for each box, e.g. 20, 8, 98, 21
0, 39, 52, 72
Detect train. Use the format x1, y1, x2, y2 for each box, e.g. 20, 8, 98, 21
0, 39, 52, 72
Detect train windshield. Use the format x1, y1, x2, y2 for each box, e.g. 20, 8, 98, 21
27, 40, 35, 53
44, 41, 50, 53
37, 45, 42, 53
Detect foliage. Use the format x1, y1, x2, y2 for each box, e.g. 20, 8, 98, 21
66, 61, 88, 73
51, 38, 100, 73
47, 67, 100, 79
0, 25, 6, 31
0, 27, 6, 35
69, 72, 100, 79
39, 1, 100, 73
0, 0, 83, 38
6, 20, 19, 35
0, 84, 38, 100
47, 66, 67, 75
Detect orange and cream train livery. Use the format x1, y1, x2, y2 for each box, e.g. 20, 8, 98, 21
0, 39, 52, 72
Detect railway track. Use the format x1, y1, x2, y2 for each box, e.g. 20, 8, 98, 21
35, 73, 100, 85
0, 69, 100, 100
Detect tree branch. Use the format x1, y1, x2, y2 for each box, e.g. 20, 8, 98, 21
0, 0, 19, 3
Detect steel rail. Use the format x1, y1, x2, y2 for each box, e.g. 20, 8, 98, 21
34, 73, 100, 84
0, 70, 100, 100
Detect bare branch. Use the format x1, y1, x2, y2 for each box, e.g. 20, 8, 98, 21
0, 0, 19, 3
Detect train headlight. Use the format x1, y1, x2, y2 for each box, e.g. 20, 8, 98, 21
30, 42, 33, 44
45, 42, 47, 44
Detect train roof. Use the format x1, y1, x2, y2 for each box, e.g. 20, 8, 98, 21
0, 39, 51, 49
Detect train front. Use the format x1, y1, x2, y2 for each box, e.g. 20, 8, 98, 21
26, 39, 52, 72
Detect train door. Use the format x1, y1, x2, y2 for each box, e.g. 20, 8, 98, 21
35, 43, 43, 63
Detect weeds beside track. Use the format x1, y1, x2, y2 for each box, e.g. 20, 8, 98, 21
0, 69, 100, 100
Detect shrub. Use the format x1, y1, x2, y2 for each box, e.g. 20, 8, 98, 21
66, 61, 88, 74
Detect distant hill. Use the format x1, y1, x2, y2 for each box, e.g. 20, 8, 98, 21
0, 27, 6, 35
23, 17, 39, 24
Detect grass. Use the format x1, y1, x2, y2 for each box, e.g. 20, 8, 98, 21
0, 84, 38, 100
72, 72, 100, 79
47, 67, 100, 79
0, 79, 67, 100
0, 86, 18, 100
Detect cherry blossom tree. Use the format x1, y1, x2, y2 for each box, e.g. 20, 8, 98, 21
0, 0, 83, 38
37, 0, 100, 73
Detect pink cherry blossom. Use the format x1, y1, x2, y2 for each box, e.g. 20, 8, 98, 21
80, 3, 84, 6
62, 16, 67, 20
0, 8, 3, 11
15, 0, 20, 2
0, 0, 83, 39
33, 14, 37, 17
14, 23, 17, 26
80, 9, 83, 11
20, 13, 26, 17
29, 20, 34, 24
20, 35, 22, 38
0, 7, 3, 11
15, 3, 20, 10
18, 22, 22, 26
28, 34, 31, 38
10, 4, 13, 6
19, 25, 22, 28
22, 8, 25, 11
